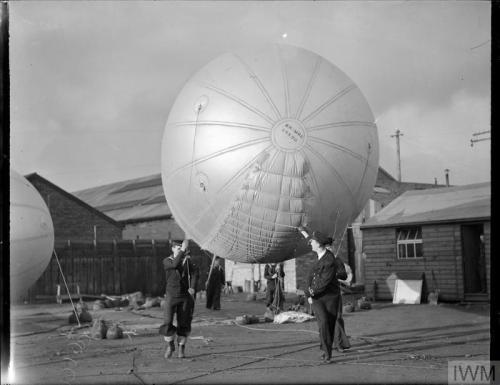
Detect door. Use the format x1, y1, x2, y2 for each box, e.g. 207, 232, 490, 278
347, 227, 356, 282
461, 224, 486, 294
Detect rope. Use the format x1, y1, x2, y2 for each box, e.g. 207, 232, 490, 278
334, 226, 349, 258
205, 254, 218, 290
331, 207, 342, 240
186, 253, 191, 292
234, 322, 319, 335
189, 104, 203, 191
53, 249, 81, 327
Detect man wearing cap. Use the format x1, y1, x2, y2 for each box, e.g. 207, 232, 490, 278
299, 228, 347, 363
159, 239, 199, 359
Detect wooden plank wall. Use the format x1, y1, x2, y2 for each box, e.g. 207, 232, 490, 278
27, 239, 212, 301
363, 221, 490, 302
484, 222, 491, 299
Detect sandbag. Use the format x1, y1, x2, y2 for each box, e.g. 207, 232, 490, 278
79, 309, 93, 323
357, 297, 372, 310
68, 312, 79, 324
76, 300, 88, 313
106, 324, 124, 339
263, 309, 274, 322
144, 297, 160, 308
91, 319, 108, 339
93, 300, 105, 311
68, 309, 93, 324
235, 315, 250, 325
125, 291, 145, 304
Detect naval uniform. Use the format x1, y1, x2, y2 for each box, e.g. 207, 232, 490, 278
206, 265, 225, 310
306, 249, 347, 359
159, 249, 199, 341
264, 264, 285, 309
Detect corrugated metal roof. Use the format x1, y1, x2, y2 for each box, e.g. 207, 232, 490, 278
361, 182, 490, 228
72, 167, 445, 225
73, 174, 172, 223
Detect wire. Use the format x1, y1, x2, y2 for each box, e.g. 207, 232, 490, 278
233, 321, 319, 335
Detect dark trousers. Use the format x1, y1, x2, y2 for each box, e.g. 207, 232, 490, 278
333, 295, 351, 349
206, 283, 221, 310
311, 292, 340, 358
265, 283, 276, 307
159, 293, 194, 337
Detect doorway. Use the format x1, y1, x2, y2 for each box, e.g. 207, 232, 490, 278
347, 227, 356, 282
461, 224, 486, 295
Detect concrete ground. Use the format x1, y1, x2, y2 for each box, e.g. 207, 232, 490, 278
8, 292, 490, 384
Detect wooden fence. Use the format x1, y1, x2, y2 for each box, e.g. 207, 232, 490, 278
27, 239, 214, 302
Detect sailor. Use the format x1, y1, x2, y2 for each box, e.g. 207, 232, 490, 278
159, 239, 199, 359
264, 262, 285, 310
300, 228, 347, 363
206, 257, 225, 310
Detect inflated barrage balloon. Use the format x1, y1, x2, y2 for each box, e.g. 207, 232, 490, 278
161, 44, 378, 263
10, 169, 54, 300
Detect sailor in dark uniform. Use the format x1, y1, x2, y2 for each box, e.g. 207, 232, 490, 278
206, 257, 225, 310
299, 229, 347, 363
264, 263, 285, 310
159, 239, 199, 359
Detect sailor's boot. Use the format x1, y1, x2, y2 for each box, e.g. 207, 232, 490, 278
178, 336, 187, 358
164, 336, 175, 359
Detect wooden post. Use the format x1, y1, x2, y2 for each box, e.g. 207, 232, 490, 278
250, 264, 255, 293
113, 239, 120, 294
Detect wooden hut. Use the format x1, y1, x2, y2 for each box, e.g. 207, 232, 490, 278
361, 182, 490, 302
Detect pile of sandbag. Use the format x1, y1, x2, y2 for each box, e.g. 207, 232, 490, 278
90, 291, 162, 311
92, 296, 128, 311
122, 291, 162, 310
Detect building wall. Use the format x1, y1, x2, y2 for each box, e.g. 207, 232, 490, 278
363, 221, 491, 302
29, 178, 122, 242
225, 259, 297, 293
122, 218, 185, 240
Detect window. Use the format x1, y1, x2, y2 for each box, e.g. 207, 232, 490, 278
396, 227, 423, 259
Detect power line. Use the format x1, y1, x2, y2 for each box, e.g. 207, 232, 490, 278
470, 130, 491, 147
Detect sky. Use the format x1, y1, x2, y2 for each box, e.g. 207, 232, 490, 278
9, 1, 491, 192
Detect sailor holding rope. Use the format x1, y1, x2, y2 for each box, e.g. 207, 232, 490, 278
159, 239, 199, 359
299, 228, 347, 363
264, 262, 285, 312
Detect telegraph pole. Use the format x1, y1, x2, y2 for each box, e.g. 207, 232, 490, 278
470, 130, 491, 147
391, 129, 404, 182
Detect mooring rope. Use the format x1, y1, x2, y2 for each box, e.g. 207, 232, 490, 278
53, 249, 81, 327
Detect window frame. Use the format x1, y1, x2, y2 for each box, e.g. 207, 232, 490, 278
396, 226, 423, 259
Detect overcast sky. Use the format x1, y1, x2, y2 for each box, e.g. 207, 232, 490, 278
9, 1, 491, 192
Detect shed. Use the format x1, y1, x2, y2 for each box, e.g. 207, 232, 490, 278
73, 174, 185, 240
361, 182, 490, 302
26, 173, 123, 243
